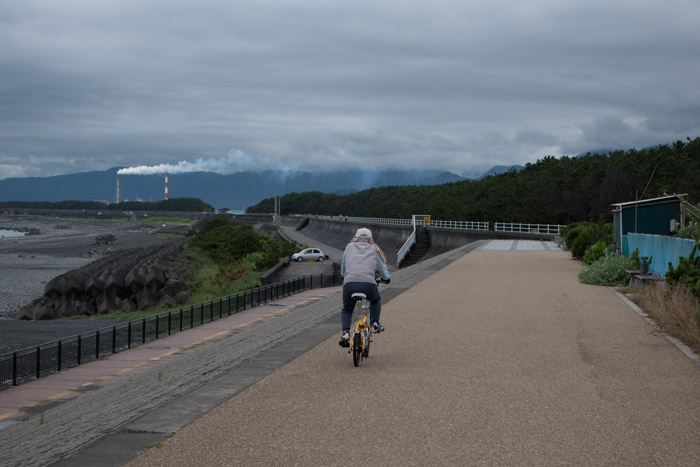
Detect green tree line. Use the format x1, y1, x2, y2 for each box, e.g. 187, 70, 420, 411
0, 198, 215, 212
247, 139, 700, 223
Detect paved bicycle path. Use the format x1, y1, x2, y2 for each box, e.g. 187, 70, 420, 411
128, 247, 700, 465
0, 239, 483, 466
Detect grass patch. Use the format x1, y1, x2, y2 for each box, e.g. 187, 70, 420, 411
62, 246, 264, 322
629, 283, 700, 354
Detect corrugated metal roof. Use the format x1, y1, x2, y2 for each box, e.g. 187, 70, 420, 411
611, 194, 687, 209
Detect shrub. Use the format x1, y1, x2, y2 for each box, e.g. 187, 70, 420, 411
666, 244, 700, 296
579, 250, 637, 286
676, 221, 700, 241
563, 220, 613, 259
583, 241, 612, 265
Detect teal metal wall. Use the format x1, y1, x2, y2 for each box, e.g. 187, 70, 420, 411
620, 201, 681, 236
627, 233, 697, 276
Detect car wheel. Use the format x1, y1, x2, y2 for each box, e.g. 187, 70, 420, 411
317, 256, 324, 262
296, 257, 304, 262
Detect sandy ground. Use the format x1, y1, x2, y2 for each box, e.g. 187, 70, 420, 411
0, 214, 184, 352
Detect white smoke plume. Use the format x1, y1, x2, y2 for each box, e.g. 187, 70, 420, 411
117, 149, 293, 175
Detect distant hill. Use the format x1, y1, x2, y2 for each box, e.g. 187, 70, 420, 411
246, 139, 700, 223
0, 166, 517, 210
478, 165, 524, 179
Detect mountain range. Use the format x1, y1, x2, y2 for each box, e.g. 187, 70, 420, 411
0, 166, 522, 210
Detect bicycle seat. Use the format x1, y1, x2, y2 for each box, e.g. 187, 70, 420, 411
351, 292, 367, 301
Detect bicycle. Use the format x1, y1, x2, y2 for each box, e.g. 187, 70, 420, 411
348, 291, 372, 366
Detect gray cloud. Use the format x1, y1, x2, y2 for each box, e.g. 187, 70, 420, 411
1, 0, 699, 180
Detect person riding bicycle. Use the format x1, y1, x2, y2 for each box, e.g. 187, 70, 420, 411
339, 228, 390, 347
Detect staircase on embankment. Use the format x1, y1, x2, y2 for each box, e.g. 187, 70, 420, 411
399, 227, 430, 268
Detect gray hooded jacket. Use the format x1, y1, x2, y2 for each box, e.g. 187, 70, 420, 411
341, 241, 390, 284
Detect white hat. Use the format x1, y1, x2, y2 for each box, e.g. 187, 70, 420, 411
355, 228, 372, 238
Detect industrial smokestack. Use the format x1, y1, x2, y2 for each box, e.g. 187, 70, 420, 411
116, 174, 120, 204
164, 171, 169, 200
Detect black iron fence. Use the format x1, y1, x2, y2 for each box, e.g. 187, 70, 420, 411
0, 274, 336, 390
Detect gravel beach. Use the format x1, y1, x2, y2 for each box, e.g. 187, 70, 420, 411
0, 214, 184, 353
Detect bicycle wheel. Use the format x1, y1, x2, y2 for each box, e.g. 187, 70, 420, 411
352, 334, 361, 367
363, 330, 371, 358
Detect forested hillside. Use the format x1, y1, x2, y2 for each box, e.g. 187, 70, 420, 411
247, 139, 700, 224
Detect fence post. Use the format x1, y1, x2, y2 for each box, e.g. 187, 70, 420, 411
78, 335, 82, 365
36, 346, 41, 379
168, 311, 172, 335
58, 340, 62, 371
200, 303, 204, 325
142, 318, 146, 344
180, 309, 183, 332
12, 352, 17, 386
112, 326, 117, 354
95, 331, 100, 360
128, 323, 132, 349
155, 315, 160, 340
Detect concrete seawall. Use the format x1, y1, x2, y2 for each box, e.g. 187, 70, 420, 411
282, 217, 556, 266
296, 218, 412, 266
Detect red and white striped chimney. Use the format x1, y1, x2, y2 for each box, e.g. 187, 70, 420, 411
164, 171, 169, 200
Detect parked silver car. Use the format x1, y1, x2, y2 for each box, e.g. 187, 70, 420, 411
292, 248, 326, 262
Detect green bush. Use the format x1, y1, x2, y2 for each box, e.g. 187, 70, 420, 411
579, 250, 637, 286
191, 215, 294, 269
666, 244, 700, 296
676, 221, 700, 241
563, 220, 614, 259
583, 241, 612, 265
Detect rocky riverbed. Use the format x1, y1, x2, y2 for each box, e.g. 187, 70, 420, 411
0, 214, 189, 353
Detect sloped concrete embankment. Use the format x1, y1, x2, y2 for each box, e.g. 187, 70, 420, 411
298, 218, 412, 266
288, 217, 557, 265
17, 241, 189, 320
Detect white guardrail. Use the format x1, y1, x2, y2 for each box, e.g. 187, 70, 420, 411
346, 217, 491, 231
396, 229, 417, 266
493, 222, 564, 235
304, 215, 564, 235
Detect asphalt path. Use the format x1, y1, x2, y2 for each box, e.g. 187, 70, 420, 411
126, 246, 700, 466
3, 240, 700, 465
0, 236, 477, 466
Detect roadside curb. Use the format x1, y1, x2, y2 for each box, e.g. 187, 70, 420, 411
610, 287, 700, 366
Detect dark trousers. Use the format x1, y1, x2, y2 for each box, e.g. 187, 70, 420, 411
342, 282, 381, 330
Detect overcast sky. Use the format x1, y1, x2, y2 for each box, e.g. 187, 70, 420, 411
1, 0, 699, 180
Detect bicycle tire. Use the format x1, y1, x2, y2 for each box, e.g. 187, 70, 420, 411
352, 334, 361, 367
363, 330, 371, 358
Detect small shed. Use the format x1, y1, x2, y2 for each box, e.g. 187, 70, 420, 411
611, 194, 687, 255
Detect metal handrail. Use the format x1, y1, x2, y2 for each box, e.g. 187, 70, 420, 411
396, 229, 417, 267
494, 222, 564, 235
347, 216, 489, 231
0, 273, 335, 390
683, 200, 700, 223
